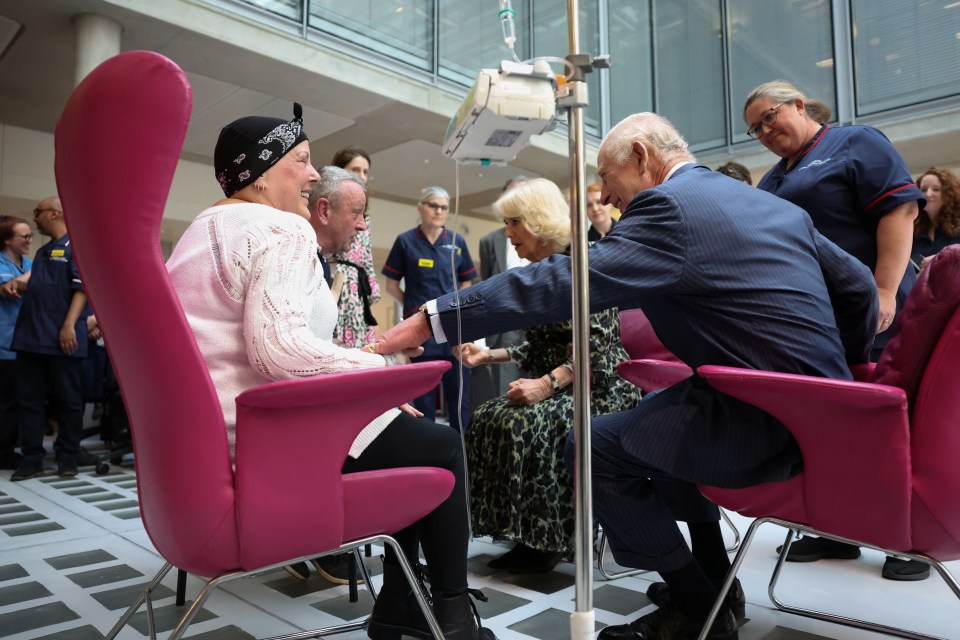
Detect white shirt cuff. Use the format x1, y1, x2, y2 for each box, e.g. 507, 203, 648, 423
425, 299, 448, 344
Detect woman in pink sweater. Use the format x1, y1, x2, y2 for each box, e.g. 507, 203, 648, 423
166, 105, 495, 640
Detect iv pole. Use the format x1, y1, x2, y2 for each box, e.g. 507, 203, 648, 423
495, 2, 608, 636
563, 1, 597, 638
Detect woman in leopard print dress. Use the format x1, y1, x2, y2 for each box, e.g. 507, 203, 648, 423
456, 179, 640, 573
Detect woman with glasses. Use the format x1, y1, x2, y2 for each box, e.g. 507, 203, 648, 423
382, 187, 476, 433
744, 80, 926, 581
0, 215, 33, 470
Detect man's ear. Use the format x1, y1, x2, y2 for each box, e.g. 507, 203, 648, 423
631, 140, 648, 174
313, 198, 331, 225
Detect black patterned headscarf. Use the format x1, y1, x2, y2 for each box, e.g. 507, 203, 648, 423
214, 103, 309, 197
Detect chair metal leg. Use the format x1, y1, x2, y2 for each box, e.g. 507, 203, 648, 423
103, 562, 174, 640
596, 529, 648, 580
699, 517, 960, 640
720, 508, 741, 553
382, 536, 444, 640
697, 516, 766, 640
598, 511, 740, 581
104, 535, 441, 640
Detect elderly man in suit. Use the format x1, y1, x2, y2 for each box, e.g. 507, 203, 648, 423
374, 113, 877, 640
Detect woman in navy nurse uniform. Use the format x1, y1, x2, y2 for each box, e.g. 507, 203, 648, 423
744, 80, 927, 581
382, 187, 476, 433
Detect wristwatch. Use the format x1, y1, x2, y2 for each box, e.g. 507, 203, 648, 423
546, 371, 561, 392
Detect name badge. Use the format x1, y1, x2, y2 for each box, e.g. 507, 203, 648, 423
51, 249, 65, 257
419, 258, 434, 268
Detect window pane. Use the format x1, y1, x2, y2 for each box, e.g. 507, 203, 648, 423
532, 0, 603, 134
241, 0, 301, 21
309, 0, 433, 71
607, 0, 654, 126
438, 1, 531, 86
653, 0, 725, 151
852, 0, 960, 115
727, 0, 835, 141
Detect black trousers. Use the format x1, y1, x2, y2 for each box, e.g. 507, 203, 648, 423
0, 359, 19, 453
17, 352, 84, 464
343, 412, 469, 594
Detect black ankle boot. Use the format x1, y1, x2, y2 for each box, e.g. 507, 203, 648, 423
367, 560, 431, 640
432, 589, 498, 640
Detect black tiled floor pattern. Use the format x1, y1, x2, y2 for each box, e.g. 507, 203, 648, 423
0, 601, 81, 636
508, 607, 607, 640
4, 458, 957, 639
0, 491, 63, 538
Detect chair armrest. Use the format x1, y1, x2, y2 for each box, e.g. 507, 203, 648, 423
849, 362, 876, 382
697, 364, 912, 536
232, 360, 450, 569
237, 360, 451, 410
617, 358, 693, 393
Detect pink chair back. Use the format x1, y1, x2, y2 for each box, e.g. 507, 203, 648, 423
701, 246, 960, 559
619, 308, 681, 362
55, 52, 240, 574
895, 247, 960, 556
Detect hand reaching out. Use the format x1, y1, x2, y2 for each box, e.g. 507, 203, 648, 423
453, 343, 488, 368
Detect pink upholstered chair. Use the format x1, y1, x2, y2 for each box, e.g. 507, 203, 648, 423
55, 50, 454, 640
622, 249, 960, 640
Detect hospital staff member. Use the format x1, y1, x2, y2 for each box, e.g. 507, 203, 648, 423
382, 186, 476, 432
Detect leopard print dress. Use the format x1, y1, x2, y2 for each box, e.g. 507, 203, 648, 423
466, 307, 640, 554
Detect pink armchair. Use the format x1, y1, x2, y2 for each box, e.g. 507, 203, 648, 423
618, 248, 960, 640
55, 50, 454, 640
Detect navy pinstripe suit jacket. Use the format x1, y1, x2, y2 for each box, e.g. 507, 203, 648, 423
435, 164, 877, 487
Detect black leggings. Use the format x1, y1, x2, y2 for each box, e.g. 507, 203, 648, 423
342, 412, 468, 593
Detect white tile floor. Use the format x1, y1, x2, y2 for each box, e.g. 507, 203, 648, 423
1, 444, 959, 640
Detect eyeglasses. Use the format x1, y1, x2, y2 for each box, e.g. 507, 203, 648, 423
746, 102, 790, 139
423, 202, 450, 212
33, 207, 59, 218
13, 233, 33, 240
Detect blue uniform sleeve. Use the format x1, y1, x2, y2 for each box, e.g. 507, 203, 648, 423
456, 236, 476, 283
850, 127, 924, 221
381, 234, 406, 282
69, 254, 84, 293
813, 227, 878, 364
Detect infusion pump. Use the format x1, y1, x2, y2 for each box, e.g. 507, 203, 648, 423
442, 60, 558, 165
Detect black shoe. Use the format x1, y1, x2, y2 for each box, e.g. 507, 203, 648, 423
368, 560, 432, 640
506, 548, 564, 575
486, 544, 528, 569
598, 604, 738, 640
58, 457, 78, 478
75, 447, 100, 467
432, 589, 497, 640
0, 450, 22, 470
882, 557, 930, 581
776, 536, 861, 562
12, 460, 45, 481
646, 578, 746, 622
283, 562, 311, 581
312, 553, 363, 586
